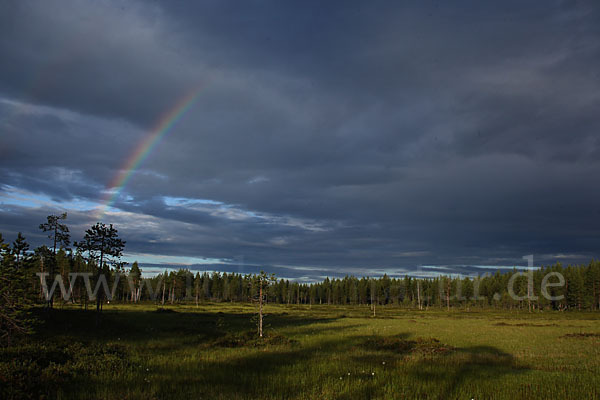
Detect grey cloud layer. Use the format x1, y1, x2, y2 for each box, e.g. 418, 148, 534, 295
1, 0, 599, 274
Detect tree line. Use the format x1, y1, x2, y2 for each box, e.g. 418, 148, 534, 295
135, 262, 600, 313
2, 213, 600, 343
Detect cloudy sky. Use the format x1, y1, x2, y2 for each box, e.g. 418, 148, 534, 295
1, 0, 599, 279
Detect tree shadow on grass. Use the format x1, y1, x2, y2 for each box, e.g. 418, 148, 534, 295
131, 331, 526, 399
32, 307, 341, 346
407, 345, 529, 399
129, 335, 357, 399
118, 333, 414, 399
341, 340, 528, 400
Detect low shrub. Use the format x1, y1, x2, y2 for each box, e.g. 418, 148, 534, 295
561, 332, 600, 339
0, 341, 131, 399
211, 330, 297, 348
154, 308, 176, 314
363, 335, 454, 354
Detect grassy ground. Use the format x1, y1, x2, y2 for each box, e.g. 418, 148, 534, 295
2, 303, 600, 399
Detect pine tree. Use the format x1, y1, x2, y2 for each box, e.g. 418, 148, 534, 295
75, 223, 125, 324
129, 261, 142, 302
12, 232, 30, 269
252, 271, 276, 337
0, 233, 33, 346
566, 266, 585, 310
39, 213, 70, 309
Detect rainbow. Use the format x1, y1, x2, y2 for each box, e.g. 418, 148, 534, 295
96, 87, 203, 220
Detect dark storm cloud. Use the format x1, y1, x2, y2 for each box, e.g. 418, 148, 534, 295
0, 0, 204, 125
1, 0, 600, 277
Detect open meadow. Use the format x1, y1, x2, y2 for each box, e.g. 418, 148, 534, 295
2, 304, 600, 399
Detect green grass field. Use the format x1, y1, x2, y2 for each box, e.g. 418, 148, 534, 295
3, 304, 600, 399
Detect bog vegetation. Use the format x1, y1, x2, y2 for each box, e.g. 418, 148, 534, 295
1, 214, 600, 399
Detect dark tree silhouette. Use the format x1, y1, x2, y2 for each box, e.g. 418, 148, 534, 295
0, 233, 32, 346
75, 223, 125, 324
12, 232, 29, 268
39, 213, 70, 255
39, 213, 70, 309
